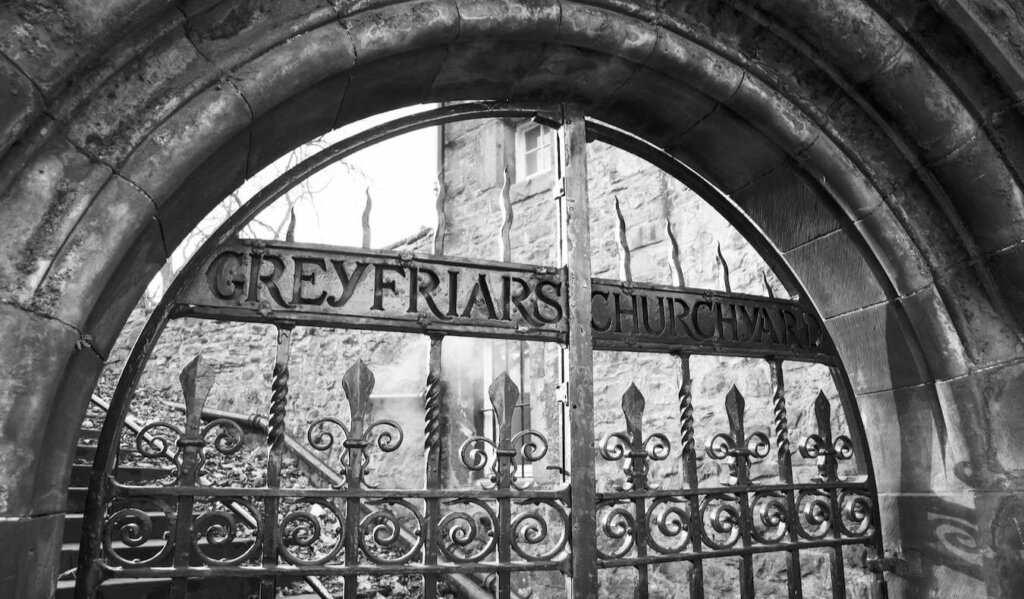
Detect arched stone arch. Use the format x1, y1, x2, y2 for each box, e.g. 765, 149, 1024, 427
1, 1, 1023, 596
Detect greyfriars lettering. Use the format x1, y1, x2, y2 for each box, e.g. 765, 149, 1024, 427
178, 240, 832, 360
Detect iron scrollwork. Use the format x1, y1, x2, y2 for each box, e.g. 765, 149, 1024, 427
460, 372, 548, 491
599, 383, 670, 492
704, 385, 770, 486
306, 360, 404, 489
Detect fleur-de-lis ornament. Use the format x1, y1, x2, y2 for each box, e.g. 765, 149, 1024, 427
459, 372, 548, 491
799, 391, 854, 482
599, 383, 671, 491
306, 360, 404, 488
705, 386, 770, 486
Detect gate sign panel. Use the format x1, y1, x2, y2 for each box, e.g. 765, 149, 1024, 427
179, 240, 567, 342
178, 239, 835, 360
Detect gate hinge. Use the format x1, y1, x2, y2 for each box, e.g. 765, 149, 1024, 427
553, 177, 565, 201
555, 384, 568, 405
867, 551, 922, 576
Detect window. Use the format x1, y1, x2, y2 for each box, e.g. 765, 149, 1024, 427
515, 120, 554, 180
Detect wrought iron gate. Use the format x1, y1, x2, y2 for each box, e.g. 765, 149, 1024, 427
77, 103, 884, 598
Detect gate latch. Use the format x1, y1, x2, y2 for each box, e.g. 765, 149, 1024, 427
867, 551, 922, 576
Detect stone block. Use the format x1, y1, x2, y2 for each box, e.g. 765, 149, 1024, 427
732, 166, 840, 252
855, 202, 933, 295
897, 285, 970, 380
456, 0, 560, 41
182, 0, 337, 71
928, 133, 1024, 254
0, 55, 42, 158
344, 0, 459, 64
120, 82, 250, 208
557, 2, 658, 64
985, 243, 1024, 333
66, 25, 220, 166
666, 106, 787, 194
870, 44, 978, 161
725, 74, 819, 157
248, 71, 348, 176
32, 345, 103, 515
0, 0, 169, 96
340, 47, 448, 125
646, 29, 745, 103
933, 261, 1024, 370
508, 44, 634, 108
227, 21, 354, 119
0, 514, 62, 598
826, 301, 930, 395
430, 40, 545, 102
155, 128, 248, 251
784, 229, 888, 318
881, 176, 971, 273
939, 362, 1024, 476
34, 176, 155, 327
823, 94, 917, 198
0, 135, 112, 307
0, 303, 77, 515
796, 133, 883, 220
82, 217, 166, 357
592, 65, 717, 150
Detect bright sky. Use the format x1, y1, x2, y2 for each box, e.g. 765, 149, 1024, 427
151, 105, 440, 299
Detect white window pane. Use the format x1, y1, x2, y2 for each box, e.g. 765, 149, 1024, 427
525, 151, 538, 175
524, 125, 540, 151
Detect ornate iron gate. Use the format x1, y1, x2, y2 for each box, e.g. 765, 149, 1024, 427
77, 103, 884, 598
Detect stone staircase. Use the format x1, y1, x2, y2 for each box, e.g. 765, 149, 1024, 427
56, 427, 258, 599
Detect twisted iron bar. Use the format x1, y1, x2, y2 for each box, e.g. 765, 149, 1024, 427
424, 337, 444, 453
268, 327, 293, 458
770, 363, 790, 462
677, 355, 695, 459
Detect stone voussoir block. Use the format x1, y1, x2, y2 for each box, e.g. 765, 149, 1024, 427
784, 228, 889, 318
0, 54, 43, 159
342, 0, 460, 65
33, 175, 156, 328
825, 300, 930, 395
556, 2, 659, 65
0, 302, 79, 515
118, 81, 251, 206
0, 135, 112, 309
455, 0, 560, 41
65, 24, 222, 167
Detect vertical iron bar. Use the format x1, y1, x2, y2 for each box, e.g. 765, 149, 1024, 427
675, 353, 705, 599
668, 218, 704, 598
770, 360, 803, 599
170, 355, 216, 598
342, 361, 374, 599
725, 388, 755, 599
490, 373, 519, 599
615, 203, 646, 598
558, 103, 598, 598
423, 336, 445, 599
261, 326, 293, 598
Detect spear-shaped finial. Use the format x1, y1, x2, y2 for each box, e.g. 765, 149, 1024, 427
498, 165, 512, 262
433, 170, 446, 255
285, 207, 297, 243
665, 218, 685, 287
716, 242, 731, 293
762, 271, 774, 298
614, 196, 632, 283
362, 188, 372, 249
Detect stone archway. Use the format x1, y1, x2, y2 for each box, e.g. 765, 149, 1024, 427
1, 2, 1023, 597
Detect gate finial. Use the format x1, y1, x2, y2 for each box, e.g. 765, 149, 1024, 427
716, 242, 731, 293
362, 187, 373, 249
498, 165, 513, 262
666, 218, 685, 287
180, 353, 216, 433
614, 196, 632, 283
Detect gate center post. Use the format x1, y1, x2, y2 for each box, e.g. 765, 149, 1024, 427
558, 103, 599, 598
